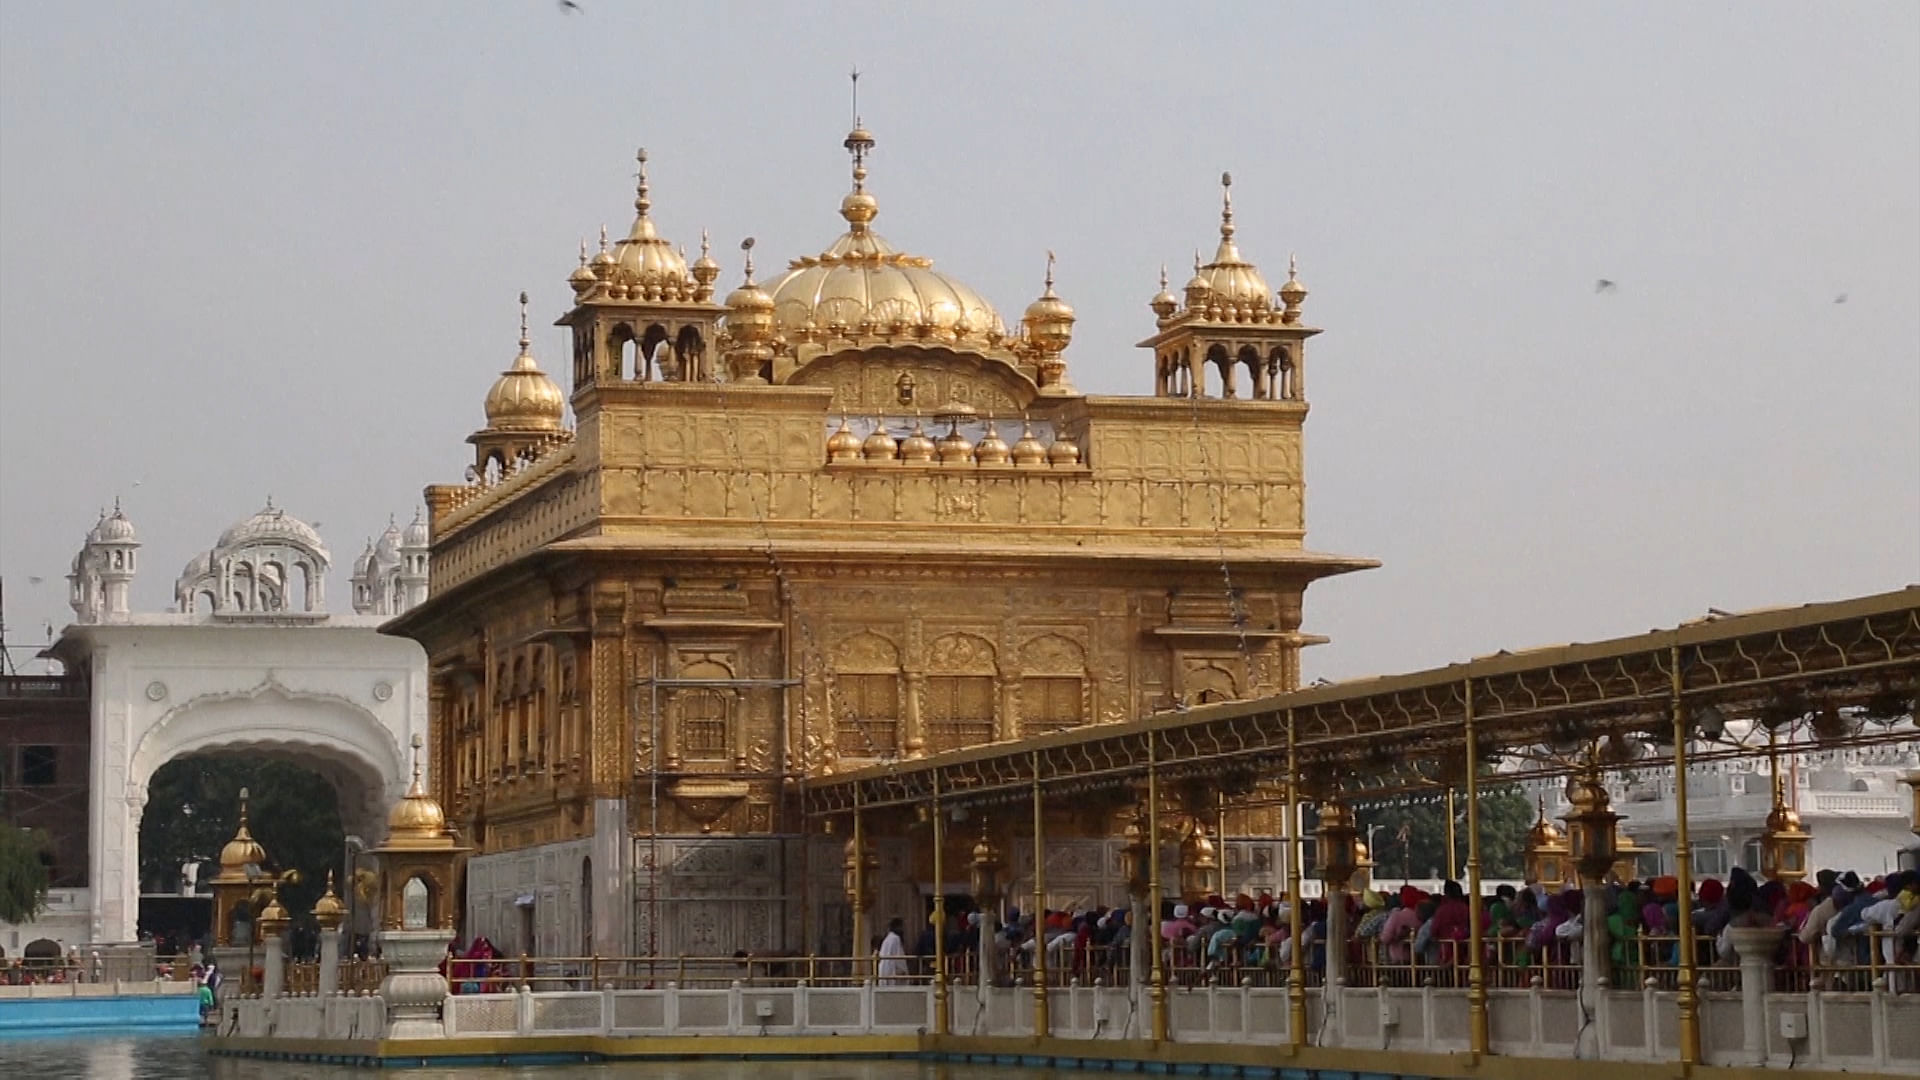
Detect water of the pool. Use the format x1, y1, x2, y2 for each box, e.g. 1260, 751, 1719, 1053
0, 1034, 1087, 1080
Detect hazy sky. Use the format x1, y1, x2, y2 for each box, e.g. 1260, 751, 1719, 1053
2, 3, 1915, 681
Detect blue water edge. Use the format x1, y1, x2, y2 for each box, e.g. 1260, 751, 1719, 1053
0, 994, 202, 1037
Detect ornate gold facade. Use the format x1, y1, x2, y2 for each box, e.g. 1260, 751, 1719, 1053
387, 120, 1372, 951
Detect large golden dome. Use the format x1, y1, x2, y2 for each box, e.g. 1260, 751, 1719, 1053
482, 293, 566, 432
763, 125, 1004, 346
606, 149, 697, 300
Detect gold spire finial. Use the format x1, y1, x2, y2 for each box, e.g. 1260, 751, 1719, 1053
517, 291, 530, 352
741, 236, 757, 285
1289, 253, 1299, 279
700, 229, 710, 258
577, 238, 588, 267
1219, 171, 1235, 240
599, 224, 609, 253
238, 786, 250, 826
1044, 250, 1057, 295
634, 147, 651, 217
843, 68, 875, 194
409, 732, 425, 792
1160, 264, 1169, 291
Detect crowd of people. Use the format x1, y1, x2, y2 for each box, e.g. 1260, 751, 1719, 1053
902, 866, 1920, 992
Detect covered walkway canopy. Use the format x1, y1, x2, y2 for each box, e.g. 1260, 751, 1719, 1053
803, 586, 1920, 816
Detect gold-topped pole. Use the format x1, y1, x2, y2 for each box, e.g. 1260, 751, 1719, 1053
1286, 708, 1307, 1048
1670, 644, 1701, 1070
1147, 735, 1168, 1043
1031, 750, 1049, 1036
931, 774, 949, 1035
1464, 679, 1489, 1056
1446, 786, 1459, 881
850, 789, 870, 983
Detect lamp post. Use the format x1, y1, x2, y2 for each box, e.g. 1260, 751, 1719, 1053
342, 834, 365, 956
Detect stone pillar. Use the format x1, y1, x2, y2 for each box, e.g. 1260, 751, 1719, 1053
1581, 886, 1609, 999
318, 928, 343, 997
1727, 925, 1784, 1066
1325, 891, 1348, 987
261, 929, 287, 999
379, 928, 456, 1039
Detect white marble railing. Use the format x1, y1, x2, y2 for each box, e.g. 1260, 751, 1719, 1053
221, 978, 1920, 1075
0, 980, 195, 999
442, 981, 934, 1038
224, 993, 386, 1041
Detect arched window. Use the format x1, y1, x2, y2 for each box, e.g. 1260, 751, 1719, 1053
640, 324, 670, 380
675, 325, 705, 382
833, 632, 902, 758
1203, 345, 1230, 398
1019, 634, 1088, 737
678, 689, 729, 761
925, 633, 996, 753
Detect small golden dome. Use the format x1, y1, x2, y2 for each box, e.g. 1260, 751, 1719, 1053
608, 149, 695, 299
569, 239, 598, 297
1525, 798, 1566, 848
860, 422, 898, 461
935, 418, 975, 465
1194, 173, 1272, 314
310, 871, 347, 924
691, 230, 722, 294
483, 294, 566, 432
1183, 252, 1212, 308
386, 735, 449, 843
974, 419, 1010, 465
722, 239, 776, 345
1021, 253, 1075, 357
1279, 254, 1308, 325
1765, 801, 1806, 835
1046, 432, 1082, 466
826, 417, 864, 462
590, 225, 617, 275
1011, 420, 1048, 468
218, 788, 268, 871
899, 419, 937, 463
256, 893, 290, 929
1150, 265, 1179, 320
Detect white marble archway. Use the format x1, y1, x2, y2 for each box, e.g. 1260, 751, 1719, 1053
60, 621, 428, 943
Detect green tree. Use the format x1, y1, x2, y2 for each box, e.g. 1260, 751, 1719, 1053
0, 823, 51, 925
140, 757, 346, 932
1357, 784, 1537, 883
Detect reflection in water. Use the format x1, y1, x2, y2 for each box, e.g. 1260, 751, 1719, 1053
0, 1036, 1078, 1080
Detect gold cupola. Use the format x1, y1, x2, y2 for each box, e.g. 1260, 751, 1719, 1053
1195, 172, 1271, 317
606, 148, 695, 301
1019, 252, 1076, 390
691, 230, 722, 302
481, 293, 567, 432
721, 238, 777, 382
217, 787, 268, 872
1149, 265, 1179, 323
384, 737, 453, 849
761, 122, 1005, 348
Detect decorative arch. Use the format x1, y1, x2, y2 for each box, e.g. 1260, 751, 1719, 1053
924, 632, 997, 753
830, 631, 902, 758
1018, 633, 1089, 737
1202, 344, 1231, 398
670, 657, 736, 768
786, 347, 1039, 416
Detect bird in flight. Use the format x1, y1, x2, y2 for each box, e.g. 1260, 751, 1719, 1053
1594, 279, 1617, 294
557, 0, 582, 12
1833, 293, 1848, 304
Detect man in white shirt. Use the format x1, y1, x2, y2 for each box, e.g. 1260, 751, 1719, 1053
878, 918, 909, 984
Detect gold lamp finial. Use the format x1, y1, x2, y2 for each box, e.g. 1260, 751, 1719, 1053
1044, 250, 1057, 295
1160, 265, 1169, 291
409, 732, 425, 792
517, 291, 531, 353
634, 147, 651, 218
1220, 171, 1235, 240
238, 786, 250, 827
598, 224, 610, 254
844, 68, 875, 194
742, 236, 757, 285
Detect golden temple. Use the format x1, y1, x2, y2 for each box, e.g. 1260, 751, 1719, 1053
387, 116, 1374, 958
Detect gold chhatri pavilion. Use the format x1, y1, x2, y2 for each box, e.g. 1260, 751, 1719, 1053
387, 115, 1373, 959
